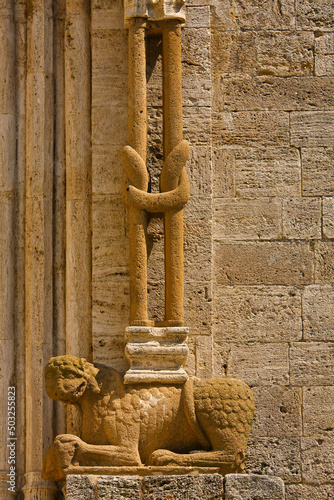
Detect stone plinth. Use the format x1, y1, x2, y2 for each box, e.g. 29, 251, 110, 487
65, 474, 286, 500
124, 326, 189, 384
225, 474, 285, 499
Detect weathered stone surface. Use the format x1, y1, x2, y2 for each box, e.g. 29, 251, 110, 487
315, 242, 334, 284
214, 242, 314, 285
245, 437, 301, 482
66, 475, 95, 500
301, 437, 334, 485
302, 148, 334, 196
184, 282, 212, 335
93, 334, 128, 373
290, 342, 334, 386
92, 145, 124, 195
92, 105, 128, 145
186, 333, 213, 378
323, 197, 334, 238
233, 147, 301, 198
225, 473, 285, 500
213, 198, 282, 240
303, 386, 334, 437
296, 0, 334, 30
282, 197, 321, 239
184, 105, 211, 144
212, 32, 256, 77
187, 145, 212, 195
213, 342, 289, 386
302, 285, 334, 341
315, 33, 334, 76
257, 31, 314, 76
186, 6, 210, 28
251, 386, 302, 438
142, 474, 224, 499
92, 195, 128, 275
97, 476, 142, 499
211, 0, 295, 31
219, 76, 334, 112
213, 286, 302, 342
286, 483, 334, 500
291, 112, 334, 147
212, 147, 235, 197
213, 112, 289, 147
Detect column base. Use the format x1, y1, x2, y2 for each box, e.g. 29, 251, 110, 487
124, 326, 189, 384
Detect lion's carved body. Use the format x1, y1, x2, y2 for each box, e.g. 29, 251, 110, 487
43, 356, 254, 481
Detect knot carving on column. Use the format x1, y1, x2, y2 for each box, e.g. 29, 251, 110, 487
122, 139, 190, 213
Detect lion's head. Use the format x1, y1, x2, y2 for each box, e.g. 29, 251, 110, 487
45, 355, 101, 403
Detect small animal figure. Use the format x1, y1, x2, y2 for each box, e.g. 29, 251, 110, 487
43, 355, 254, 481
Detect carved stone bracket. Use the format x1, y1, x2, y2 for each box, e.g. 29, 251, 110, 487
124, 0, 186, 27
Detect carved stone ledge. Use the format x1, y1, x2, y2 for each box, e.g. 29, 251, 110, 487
124, 0, 186, 27
124, 326, 189, 384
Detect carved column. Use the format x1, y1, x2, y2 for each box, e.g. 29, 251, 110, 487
127, 17, 150, 326
0, 0, 16, 497
162, 21, 184, 326
24, 0, 57, 498
123, 0, 189, 383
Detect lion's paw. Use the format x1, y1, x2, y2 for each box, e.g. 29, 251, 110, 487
148, 449, 181, 466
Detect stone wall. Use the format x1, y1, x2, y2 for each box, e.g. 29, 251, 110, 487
0, 0, 333, 499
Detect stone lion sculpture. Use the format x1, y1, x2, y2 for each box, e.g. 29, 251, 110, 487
43, 355, 254, 481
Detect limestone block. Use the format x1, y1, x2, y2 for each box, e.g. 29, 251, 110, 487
187, 145, 212, 195
251, 386, 302, 438
213, 198, 282, 241
290, 342, 334, 386
93, 335, 128, 373
212, 147, 234, 198
184, 236, 212, 283
302, 285, 334, 341
315, 33, 334, 76
0, 14, 15, 114
296, 0, 334, 30
66, 475, 96, 500
225, 474, 285, 500
92, 72, 128, 108
92, 105, 128, 145
92, 195, 128, 275
257, 31, 314, 76
282, 197, 321, 239
183, 106, 211, 144
303, 386, 334, 437
302, 148, 334, 196
213, 286, 302, 343
301, 437, 334, 484
214, 242, 314, 285
185, 6, 210, 28
92, 145, 124, 195
142, 474, 224, 499
233, 147, 301, 198
184, 282, 212, 335
184, 196, 212, 240
92, 29, 128, 73
182, 66, 211, 107
93, 275, 130, 331
213, 112, 289, 147
97, 476, 142, 499
183, 28, 210, 72
219, 76, 334, 112
211, 0, 294, 31
213, 342, 289, 386
286, 483, 334, 500
245, 437, 301, 482
186, 333, 213, 378
323, 197, 334, 238
291, 112, 334, 147
92, 0, 124, 30
212, 32, 256, 77
315, 242, 334, 284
